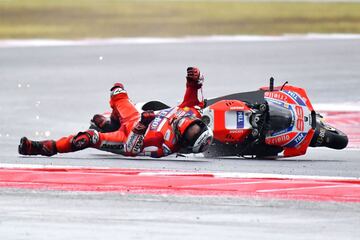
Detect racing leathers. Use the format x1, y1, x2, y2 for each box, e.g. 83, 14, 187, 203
19, 67, 206, 158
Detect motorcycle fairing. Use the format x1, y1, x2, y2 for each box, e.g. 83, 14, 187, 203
202, 100, 252, 143
280, 85, 314, 112
264, 85, 315, 157
206, 90, 265, 106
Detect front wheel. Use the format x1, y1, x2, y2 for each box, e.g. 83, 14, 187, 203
310, 122, 348, 150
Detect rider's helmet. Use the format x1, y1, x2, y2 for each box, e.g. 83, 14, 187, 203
174, 115, 213, 153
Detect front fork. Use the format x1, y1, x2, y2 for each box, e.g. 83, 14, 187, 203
309, 113, 328, 147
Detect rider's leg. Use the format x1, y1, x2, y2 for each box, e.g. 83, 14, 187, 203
19, 129, 101, 156
18, 83, 142, 157
18, 137, 57, 156
90, 83, 139, 133
109, 83, 140, 123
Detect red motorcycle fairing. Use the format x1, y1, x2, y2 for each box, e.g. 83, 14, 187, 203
202, 100, 252, 143
264, 85, 315, 157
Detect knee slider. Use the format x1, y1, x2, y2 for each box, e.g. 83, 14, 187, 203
71, 130, 99, 151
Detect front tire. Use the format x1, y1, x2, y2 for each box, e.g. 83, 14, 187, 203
323, 125, 348, 149
310, 122, 348, 150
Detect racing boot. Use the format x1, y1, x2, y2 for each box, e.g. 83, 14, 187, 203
18, 137, 57, 156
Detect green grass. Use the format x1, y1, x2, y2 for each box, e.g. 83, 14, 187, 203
1, 0, 360, 39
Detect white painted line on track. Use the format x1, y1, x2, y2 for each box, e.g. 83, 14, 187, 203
0, 163, 111, 169
256, 184, 359, 193
210, 172, 360, 181
343, 148, 360, 151
315, 103, 360, 112
1, 34, 360, 48
180, 180, 283, 188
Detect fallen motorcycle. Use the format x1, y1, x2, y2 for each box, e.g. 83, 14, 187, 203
137, 78, 348, 158
203, 78, 348, 158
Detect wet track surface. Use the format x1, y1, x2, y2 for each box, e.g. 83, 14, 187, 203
0, 38, 360, 239
1, 189, 359, 240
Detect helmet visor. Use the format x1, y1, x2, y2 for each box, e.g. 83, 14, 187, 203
184, 123, 202, 145
182, 121, 213, 153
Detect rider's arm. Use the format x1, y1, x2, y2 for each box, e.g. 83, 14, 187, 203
141, 133, 173, 158
124, 111, 156, 157
142, 145, 171, 158
178, 67, 204, 108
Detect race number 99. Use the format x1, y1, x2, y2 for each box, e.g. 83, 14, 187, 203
295, 106, 304, 131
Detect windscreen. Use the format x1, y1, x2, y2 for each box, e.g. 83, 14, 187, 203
267, 102, 293, 132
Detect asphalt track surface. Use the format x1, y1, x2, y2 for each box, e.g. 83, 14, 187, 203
0, 37, 360, 239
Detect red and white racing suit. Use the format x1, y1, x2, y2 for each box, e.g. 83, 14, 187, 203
55, 81, 203, 158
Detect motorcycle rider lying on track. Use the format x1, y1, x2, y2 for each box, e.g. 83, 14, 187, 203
18, 67, 214, 158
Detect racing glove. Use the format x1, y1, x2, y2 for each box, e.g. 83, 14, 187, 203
91, 114, 120, 133
186, 67, 204, 89
132, 110, 156, 135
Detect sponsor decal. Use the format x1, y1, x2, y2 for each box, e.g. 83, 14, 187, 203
126, 133, 144, 154
133, 135, 144, 153
284, 90, 306, 106
176, 108, 194, 119
285, 132, 307, 147
266, 98, 292, 110
316, 128, 326, 145
229, 130, 244, 134
126, 133, 136, 149
150, 108, 172, 130
230, 106, 245, 110
101, 142, 125, 151
271, 127, 293, 137
150, 116, 163, 130
266, 133, 292, 146
236, 111, 244, 129
286, 91, 298, 101
265, 91, 289, 102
